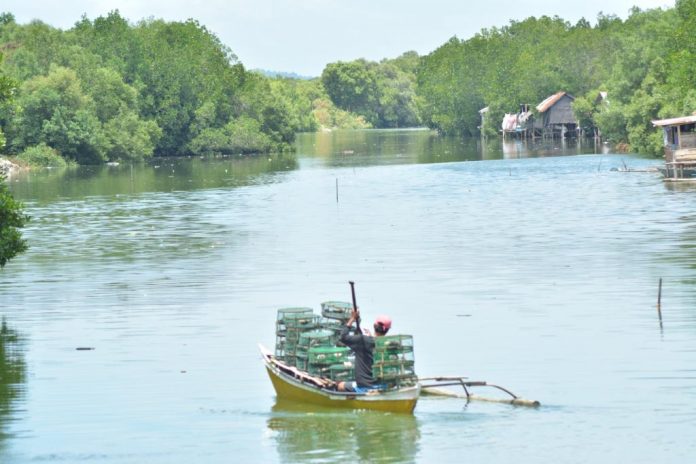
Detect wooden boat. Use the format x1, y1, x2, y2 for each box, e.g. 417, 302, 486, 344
260, 345, 420, 414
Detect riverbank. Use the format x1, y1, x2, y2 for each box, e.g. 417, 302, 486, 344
0, 157, 21, 177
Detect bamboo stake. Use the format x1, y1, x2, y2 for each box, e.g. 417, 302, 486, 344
657, 277, 663, 327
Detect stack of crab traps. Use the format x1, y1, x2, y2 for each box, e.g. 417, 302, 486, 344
372, 335, 418, 388
275, 303, 416, 387
275, 303, 355, 381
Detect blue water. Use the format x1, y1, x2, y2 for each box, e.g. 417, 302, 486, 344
1, 131, 694, 463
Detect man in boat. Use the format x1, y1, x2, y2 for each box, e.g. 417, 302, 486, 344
336, 309, 391, 392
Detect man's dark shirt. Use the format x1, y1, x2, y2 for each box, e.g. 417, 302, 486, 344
339, 325, 375, 387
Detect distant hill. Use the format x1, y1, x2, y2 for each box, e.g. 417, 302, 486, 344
252, 69, 316, 80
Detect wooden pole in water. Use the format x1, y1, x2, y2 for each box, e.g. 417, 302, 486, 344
336, 178, 339, 203
657, 277, 663, 326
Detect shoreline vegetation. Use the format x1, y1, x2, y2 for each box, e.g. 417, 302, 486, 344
0, 2, 694, 168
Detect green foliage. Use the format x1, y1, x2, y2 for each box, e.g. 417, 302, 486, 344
82, 67, 138, 123
322, 60, 380, 124
0, 174, 28, 268
0, 55, 18, 152
572, 95, 596, 132
3, 6, 695, 159
311, 97, 370, 130
268, 76, 370, 131
376, 62, 420, 127
9, 66, 106, 163
102, 111, 161, 161
321, 54, 420, 128
416, 15, 621, 136
417, 37, 486, 136
267, 77, 321, 133
669, 0, 696, 91
572, 91, 608, 133
0, 10, 310, 162
594, 104, 627, 142
16, 142, 67, 167
386, 51, 420, 75
188, 116, 274, 155
414, 7, 693, 155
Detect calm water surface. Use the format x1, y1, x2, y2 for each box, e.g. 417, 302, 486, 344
1, 130, 695, 463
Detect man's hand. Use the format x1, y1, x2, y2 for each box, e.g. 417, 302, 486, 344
348, 308, 361, 326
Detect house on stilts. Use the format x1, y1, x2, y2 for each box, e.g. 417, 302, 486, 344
652, 113, 696, 181
532, 91, 577, 138
499, 92, 579, 139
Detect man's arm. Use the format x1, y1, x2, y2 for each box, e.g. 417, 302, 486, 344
339, 309, 360, 347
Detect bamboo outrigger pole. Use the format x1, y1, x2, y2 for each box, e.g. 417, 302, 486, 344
418, 376, 540, 407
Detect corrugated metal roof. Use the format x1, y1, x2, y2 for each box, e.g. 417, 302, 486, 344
652, 115, 696, 127
536, 91, 568, 113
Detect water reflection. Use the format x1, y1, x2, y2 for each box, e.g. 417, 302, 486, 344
296, 129, 609, 168
8, 154, 298, 201
500, 137, 608, 159
296, 129, 480, 167
268, 399, 420, 463
663, 181, 696, 193
0, 318, 26, 448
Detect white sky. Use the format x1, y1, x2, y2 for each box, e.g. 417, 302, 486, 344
2, 0, 674, 76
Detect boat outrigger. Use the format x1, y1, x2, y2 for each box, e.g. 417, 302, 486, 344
262, 284, 539, 413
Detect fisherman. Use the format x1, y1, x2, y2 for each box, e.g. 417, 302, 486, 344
336, 308, 391, 392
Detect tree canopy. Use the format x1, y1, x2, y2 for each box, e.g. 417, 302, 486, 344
2, 4, 696, 160
0, 11, 346, 163
321, 53, 420, 128
414, 5, 696, 153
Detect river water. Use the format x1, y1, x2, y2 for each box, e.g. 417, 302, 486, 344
1, 129, 695, 463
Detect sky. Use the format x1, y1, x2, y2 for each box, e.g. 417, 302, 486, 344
2, 0, 674, 77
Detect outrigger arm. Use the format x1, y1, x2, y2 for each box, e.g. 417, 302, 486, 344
418, 376, 540, 407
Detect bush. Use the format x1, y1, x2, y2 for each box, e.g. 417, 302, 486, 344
16, 143, 68, 168
312, 98, 371, 130
0, 174, 29, 267
188, 117, 275, 155
594, 105, 628, 143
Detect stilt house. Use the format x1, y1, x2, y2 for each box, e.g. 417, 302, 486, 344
652, 114, 696, 181
533, 92, 577, 138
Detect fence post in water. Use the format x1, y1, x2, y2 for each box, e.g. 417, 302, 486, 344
657, 277, 663, 327
336, 178, 339, 203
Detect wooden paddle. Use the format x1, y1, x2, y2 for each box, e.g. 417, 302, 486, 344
348, 280, 361, 332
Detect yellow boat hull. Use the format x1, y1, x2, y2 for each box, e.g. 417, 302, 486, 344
261, 346, 419, 414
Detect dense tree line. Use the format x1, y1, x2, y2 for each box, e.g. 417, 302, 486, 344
416, 1, 696, 154
2, 3, 696, 164
303, 2, 696, 155
0, 11, 363, 165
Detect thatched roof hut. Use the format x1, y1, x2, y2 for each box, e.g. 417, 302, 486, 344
533, 92, 577, 137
